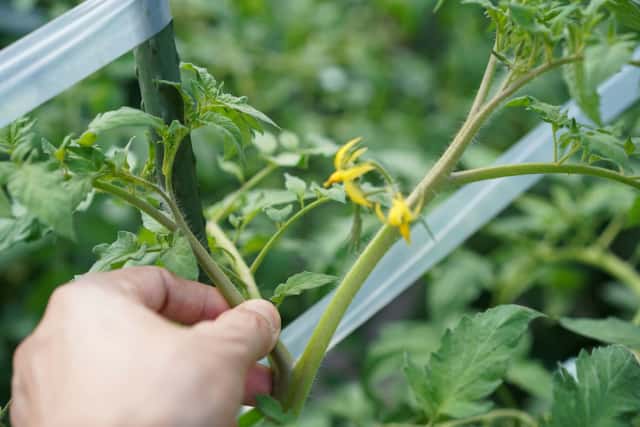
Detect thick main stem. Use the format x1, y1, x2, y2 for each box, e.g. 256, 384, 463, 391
134, 22, 209, 279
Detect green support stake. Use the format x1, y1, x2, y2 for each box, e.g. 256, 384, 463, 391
134, 22, 210, 279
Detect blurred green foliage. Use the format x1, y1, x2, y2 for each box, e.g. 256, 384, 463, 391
1, 0, 640, 424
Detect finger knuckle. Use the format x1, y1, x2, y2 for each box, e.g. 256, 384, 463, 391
47, 284, 75, 308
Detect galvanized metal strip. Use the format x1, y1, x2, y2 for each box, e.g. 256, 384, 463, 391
0, 0, 172, 128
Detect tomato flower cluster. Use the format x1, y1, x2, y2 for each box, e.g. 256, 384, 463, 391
324, 138, 417, 243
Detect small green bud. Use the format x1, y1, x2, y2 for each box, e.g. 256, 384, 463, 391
78, 132, 97, 147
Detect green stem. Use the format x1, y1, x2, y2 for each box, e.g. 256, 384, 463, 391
436, 409, 538, 427
93, 180, 177, 232
595, 214, 626, 249
210, 163, 278, 223
408, 55, 582, 207
207, 221, 262, 299
286, 225, 398, 413
251, 197, 331, 274
469, 50, 498, 116
285, 54, 582, 414
447, 163, 640, 191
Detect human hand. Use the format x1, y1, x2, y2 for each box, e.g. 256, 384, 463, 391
11, 266, 280, 427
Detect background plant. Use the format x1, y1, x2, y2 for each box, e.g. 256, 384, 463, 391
1, 0, 640, 426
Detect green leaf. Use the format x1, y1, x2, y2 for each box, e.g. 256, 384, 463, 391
310, 182, 346, 203
202, 113, 244, 159
506, 96, 569, 127
0, 163, 15, 185
81, 107, 165, 142
8, 163, 76, 239
506, 360, 553, 401
264, 204, 293, 223
582, 130, 631, 171
158, 233, 198, 281
271, 271, 337, 305
405, 305, 543, 420
0, 190, 11, 218
548, 345, 640, 427
90, 231, 148, 272
141, 210, 170, 234
628, 196, 640, 227
284, 173, 306, 204
64, 176, 93, 211
559, 317, 640, 349
237, 408, 264, 427
0, 215, 43, 252
255, 395, 295, 425
218, 157, 245, 182
0, 117, 38, 161
564, 52, 601, 125
509, 4, 539, 32
607, 0, 640, 30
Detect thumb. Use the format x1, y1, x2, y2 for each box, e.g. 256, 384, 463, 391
192, 299, 281, 371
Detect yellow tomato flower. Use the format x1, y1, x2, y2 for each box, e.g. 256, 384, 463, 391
375, 194, 417, 243
324, 137, 375, 208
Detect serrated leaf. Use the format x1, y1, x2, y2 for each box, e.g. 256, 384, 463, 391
220, 100, 278, 129
271, 271, 337, 305
82, 107, 165, 141
582, 130, 631, 171
0, 117, 37, 161
158, 233, 198, 281
255, 395, 295, 425
506, 96, 569, 127
560, 317, 640, 349
141, 210, 170, 234
90, 231, 147, 272
548, 345, 640, 427
264, 204, 293, 223
202, 113, 244, 159
8, 163, 76, 239
406, 305, 543, 420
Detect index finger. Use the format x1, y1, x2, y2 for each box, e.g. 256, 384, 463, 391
78, 266, 230, 324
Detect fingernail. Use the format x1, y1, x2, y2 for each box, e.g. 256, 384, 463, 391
242, 299, 281, 335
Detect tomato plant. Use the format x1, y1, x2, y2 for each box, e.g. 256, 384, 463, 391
2, 0, 640, 426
